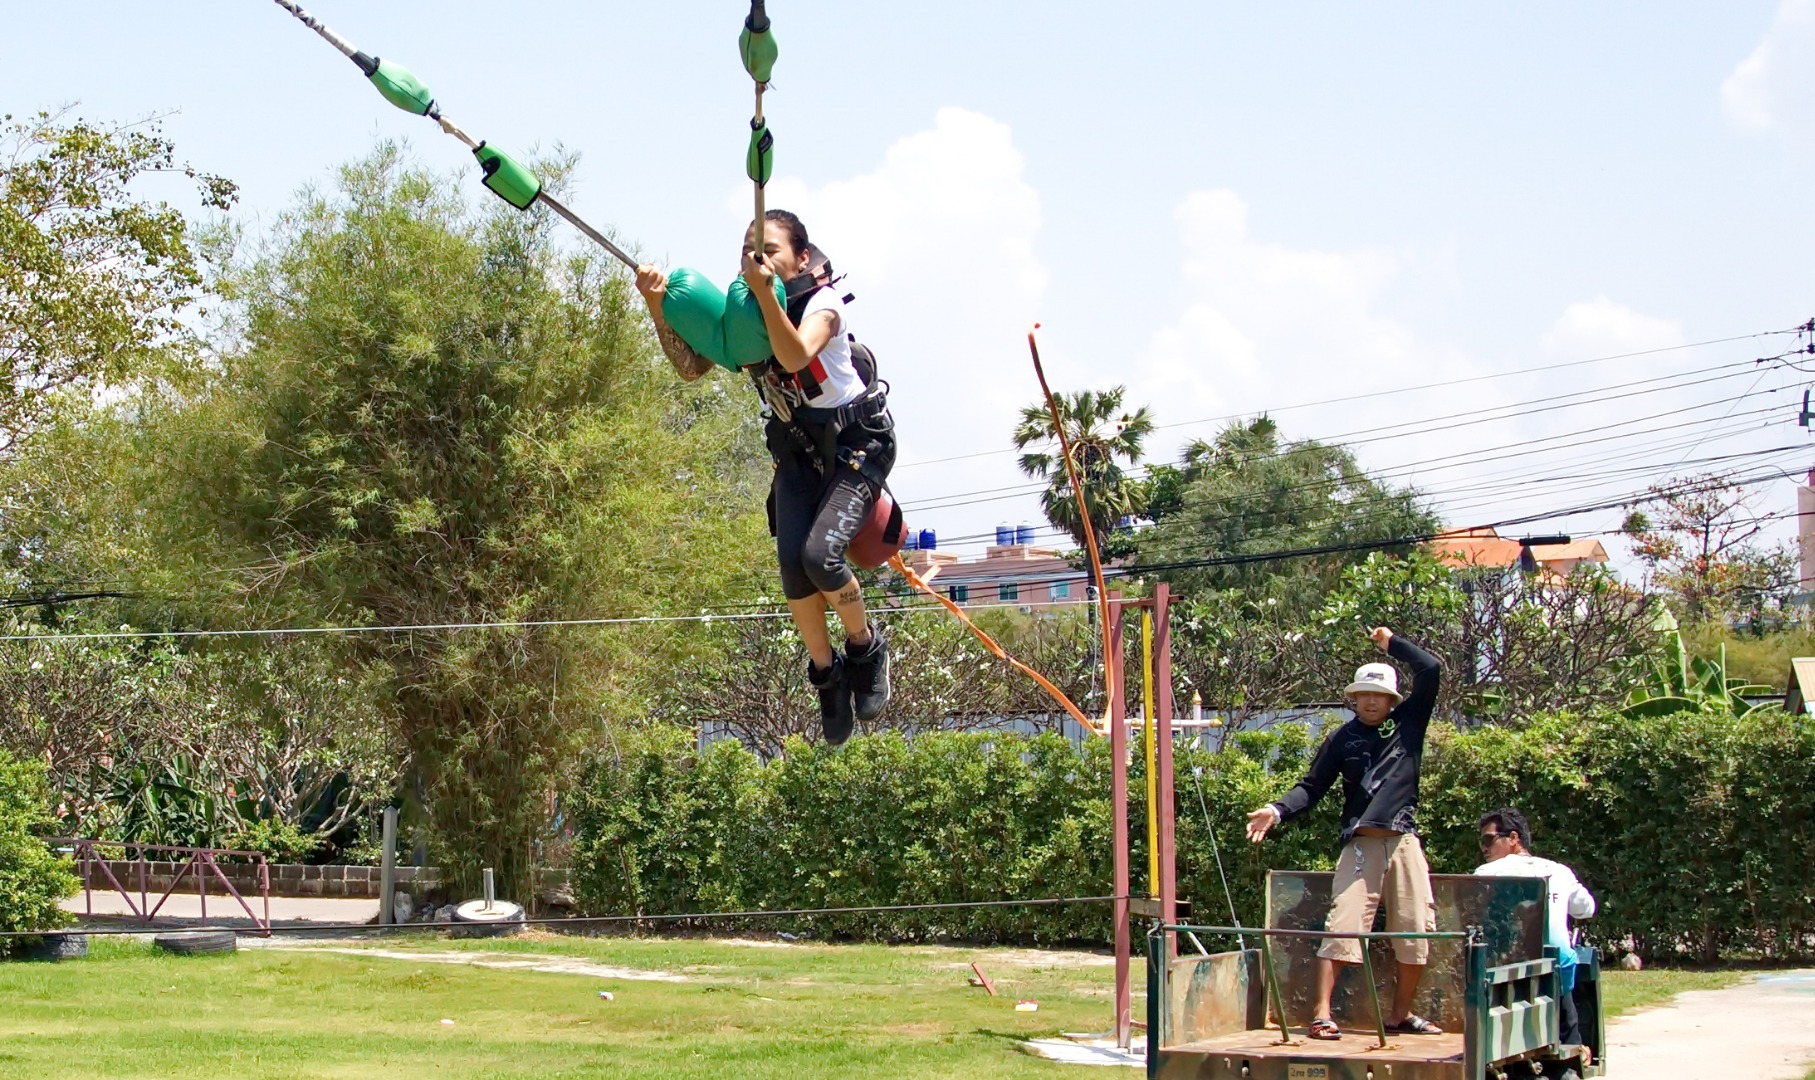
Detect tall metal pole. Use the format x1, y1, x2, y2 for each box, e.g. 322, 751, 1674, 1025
1141, 610, 1159, 898
1154, 582, 1178, 959
379, 807, 399, 925
1109, 593, 1132, 1049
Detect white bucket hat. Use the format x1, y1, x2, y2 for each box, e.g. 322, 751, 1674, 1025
1345, 662, 1402, 703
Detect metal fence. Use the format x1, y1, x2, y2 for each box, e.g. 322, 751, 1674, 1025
52, 838, 272, 935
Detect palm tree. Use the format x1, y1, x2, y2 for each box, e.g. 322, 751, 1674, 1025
1011, 386, 1154, 548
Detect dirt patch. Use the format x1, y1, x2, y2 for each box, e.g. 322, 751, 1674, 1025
922, 947, 1116, 969
711, 937, 803, 949
265, 944, 688, 982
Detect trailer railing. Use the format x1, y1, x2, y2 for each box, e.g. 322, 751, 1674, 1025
1153, 924, 1478, 1053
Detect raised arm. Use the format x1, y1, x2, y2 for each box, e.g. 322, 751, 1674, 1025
1380, 628, 1441, 736
742, 248, 837, 373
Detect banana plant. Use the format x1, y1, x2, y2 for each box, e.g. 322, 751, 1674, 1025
1621, 610, 1779, 718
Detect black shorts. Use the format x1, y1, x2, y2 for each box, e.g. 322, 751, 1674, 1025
767, 417, 896, 601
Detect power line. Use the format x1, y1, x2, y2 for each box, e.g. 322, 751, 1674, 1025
903, 388, 1791, 514
896, 341, 1809, 523
714, 450, 1809, 608
915, 412, 1790, 552
891, 325, 1805, 471
919, 410, 1797, 547
0, 596, 1092, 645
904, 397, 1792, 516
10, 460, 1800, 640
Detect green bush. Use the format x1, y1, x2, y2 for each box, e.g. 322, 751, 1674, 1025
571, 726, 1336, 944
0, 748, 78, 953
226, 819, 322, 864
574, 711, 1815, 958
1421, 709, 1815, 962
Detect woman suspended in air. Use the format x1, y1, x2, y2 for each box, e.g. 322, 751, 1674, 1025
634, 210, 896, 745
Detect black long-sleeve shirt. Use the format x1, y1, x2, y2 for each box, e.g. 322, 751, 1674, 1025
1271, 635, 1443, 847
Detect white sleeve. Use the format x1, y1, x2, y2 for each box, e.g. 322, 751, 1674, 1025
1562, 867, 1596, 919
803, 289, 844, 336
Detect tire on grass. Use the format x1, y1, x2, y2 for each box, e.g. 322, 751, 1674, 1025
153, 928, 238, 956
14, 933, 89, 961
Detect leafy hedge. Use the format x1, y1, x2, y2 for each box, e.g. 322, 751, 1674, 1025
569, 726, 1336, 944
573, 710, 1815, 959
1419, 709, 1815, 962
0, 748, 77, 952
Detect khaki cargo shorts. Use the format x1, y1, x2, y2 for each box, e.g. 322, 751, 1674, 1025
1319, 832, 1437, 965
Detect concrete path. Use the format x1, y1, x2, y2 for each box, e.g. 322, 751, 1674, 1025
1602, 970, 1815, 1080
1025, 1035, 1144, 1068
254, 943, 688, 982
62, 891, 378, 927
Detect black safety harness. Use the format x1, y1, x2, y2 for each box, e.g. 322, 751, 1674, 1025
753, 266, 903, 543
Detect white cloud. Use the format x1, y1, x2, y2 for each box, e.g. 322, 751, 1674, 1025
743, 107, 1049, 546
1722, 0, 1815, 133
1540, 297, 1686, 358
1133, 187, 1492, 484
1138, 189, 1432, 424
1132, 189, 1757, 555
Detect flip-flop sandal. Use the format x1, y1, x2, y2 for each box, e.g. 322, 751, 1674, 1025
1308, 1018, 1342, 1040
1387, 1015, 1444, 1035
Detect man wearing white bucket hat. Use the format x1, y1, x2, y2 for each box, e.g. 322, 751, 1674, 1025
1245, 626, 1444, 1041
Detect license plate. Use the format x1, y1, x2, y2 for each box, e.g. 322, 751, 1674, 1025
1288, 1065, 1331, 1080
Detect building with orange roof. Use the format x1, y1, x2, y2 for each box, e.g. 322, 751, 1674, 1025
1428, 527, 1610, 575
897, 542, 1091, 609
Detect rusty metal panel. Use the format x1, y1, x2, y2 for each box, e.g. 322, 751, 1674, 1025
1167, 949, 1265, 1046
1264, 871, 1543, 1034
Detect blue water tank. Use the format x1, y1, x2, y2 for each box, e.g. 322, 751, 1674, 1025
918, 529, 937, 551
902, 532, 920, 551
1015, 524, 1036, 546
995, 525, 1015, 546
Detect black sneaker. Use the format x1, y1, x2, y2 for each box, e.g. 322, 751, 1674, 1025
809, 654, 855, 747
845, 623, 891, 722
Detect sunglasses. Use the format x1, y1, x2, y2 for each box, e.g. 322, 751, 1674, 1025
1478, 832, 1510, 850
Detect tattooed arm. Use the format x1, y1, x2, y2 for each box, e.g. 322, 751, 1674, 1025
636, 263, 713, 383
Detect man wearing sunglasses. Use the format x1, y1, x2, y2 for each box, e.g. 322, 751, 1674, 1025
1244, 625, 1444, 1041
1474, 807, 1597, 1048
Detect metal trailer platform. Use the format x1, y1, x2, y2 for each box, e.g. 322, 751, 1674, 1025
1146, 872, 1604, 1080
1159, 1029, 1466, 1078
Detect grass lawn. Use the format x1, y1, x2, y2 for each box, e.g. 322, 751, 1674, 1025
0, 932, 1124, 1079
0, 932, 1766, 1079
1595, 966, 1747, 1018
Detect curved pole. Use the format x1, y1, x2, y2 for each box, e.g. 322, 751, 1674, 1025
1028, 324, 1116, 734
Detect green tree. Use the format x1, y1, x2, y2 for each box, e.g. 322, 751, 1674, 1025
1011, 386, 1153, 548
1313, 550, 1653, 724
666, 608, 1100, 756
1621, 474, 1797, 629
0, 627, 402, 857
1132, 416, 1437, 609
0, 747, 77, 949
0, 110, 234, 457
35, 146, 770, 895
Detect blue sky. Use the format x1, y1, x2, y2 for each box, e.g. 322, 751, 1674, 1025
7, 1, 1814, 569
